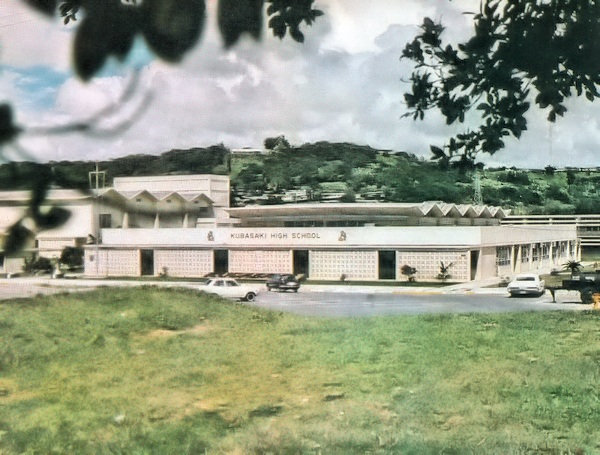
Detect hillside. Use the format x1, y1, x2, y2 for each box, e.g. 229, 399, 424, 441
2, 142, 600, 214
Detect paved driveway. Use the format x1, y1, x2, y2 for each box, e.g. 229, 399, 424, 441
0, 278, 590, 317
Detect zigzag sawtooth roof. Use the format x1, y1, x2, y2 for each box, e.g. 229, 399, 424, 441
98, 189, 213, 203
225, 202, 509, 220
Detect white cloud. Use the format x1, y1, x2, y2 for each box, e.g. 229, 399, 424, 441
2, 0, 600, 169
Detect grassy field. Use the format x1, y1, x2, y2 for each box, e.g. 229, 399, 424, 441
1, 287, 600, 454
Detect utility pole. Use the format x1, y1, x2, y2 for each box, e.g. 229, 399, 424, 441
89, 162, 106, 190
88, 163, 105, 276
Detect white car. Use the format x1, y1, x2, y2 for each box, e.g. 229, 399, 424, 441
507, 274, 545, 297
201, 278, 260, 301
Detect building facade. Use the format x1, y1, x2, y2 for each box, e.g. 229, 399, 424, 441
0, 174, 579, 281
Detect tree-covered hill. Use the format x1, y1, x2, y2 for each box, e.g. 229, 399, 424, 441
2, 141, 600, 215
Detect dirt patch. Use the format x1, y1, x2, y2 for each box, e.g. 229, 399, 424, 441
144, 322, 215, 339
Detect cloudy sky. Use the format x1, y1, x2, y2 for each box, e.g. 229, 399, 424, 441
2, 0, 600, 169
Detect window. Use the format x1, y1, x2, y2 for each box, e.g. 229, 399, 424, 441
532, 244, 541, 262
0, 253, 4, 268
226, 280, 239, 287
496, 246, 511, 266
99, 214, 112, 228
521, 246, 530, 263
542, 243, 550, 259
214, 280, 224, 286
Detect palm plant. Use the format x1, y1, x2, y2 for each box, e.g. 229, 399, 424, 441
437, 261, 453, 282
563, 260, 582, 276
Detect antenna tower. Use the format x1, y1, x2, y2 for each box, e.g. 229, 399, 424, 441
473, 170, 483, 205
89, 162, 106, 190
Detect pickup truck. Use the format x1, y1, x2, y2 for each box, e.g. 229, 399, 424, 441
559, 271, 600, 304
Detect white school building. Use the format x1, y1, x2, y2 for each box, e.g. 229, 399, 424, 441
0, 174, 579, 281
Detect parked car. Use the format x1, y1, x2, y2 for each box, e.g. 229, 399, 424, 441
202, 278, 260, 301
507, 274, 545, 297
266, 274, 300, 292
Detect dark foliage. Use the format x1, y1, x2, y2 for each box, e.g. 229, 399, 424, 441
402, 0, 600, 164
60, 246, 84, 269
1, 0, 324, 255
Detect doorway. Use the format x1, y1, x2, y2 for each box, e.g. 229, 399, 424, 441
378, 250, 396, 280
214, 250, 229, 276
293, 250, 309, 278
140, 249, 154, 276
470, 250, 479, 281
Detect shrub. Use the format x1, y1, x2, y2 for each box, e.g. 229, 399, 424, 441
60, 247, 84, 270
400, 264, 417, 282
22, 256, 53, 274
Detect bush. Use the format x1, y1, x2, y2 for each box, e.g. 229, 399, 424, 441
60, 247, 84, 270
22, 256, 53, 274
400, 264, 417, 282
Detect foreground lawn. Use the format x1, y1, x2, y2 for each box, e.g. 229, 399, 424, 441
1, 287, 600, 454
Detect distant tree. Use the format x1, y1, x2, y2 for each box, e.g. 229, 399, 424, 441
339, 190, 356, 203
566, 169, 577, 186
545, 183, 571, 203
500, 170, 530, 185
545, 165, 556, 176
402, 1, 600, 165
264, 135, 291, 151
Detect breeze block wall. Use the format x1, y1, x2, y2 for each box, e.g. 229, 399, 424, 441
154, 249, 213, 277
229, 250, 292, 274
396, 250, 469, 282
309, 250, 378, 281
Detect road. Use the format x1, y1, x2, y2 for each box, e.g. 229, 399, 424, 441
251, 289, 589, 317
0, 278, 590, 316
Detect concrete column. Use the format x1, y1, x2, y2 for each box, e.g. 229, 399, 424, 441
154, 213, 160, 229
183, 213, 189, 228
122, 213, 129, 228
529, 244, 534, 270
549, 242, 554, 267
510, 245, 516, 273
515, 245, 522, 273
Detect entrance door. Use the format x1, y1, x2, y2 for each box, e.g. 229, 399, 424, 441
470, 250, 479, 281
293, 250, 309, 278
214, 250, 229, 276
378, 250, 396, 280
140, 249, 154, 276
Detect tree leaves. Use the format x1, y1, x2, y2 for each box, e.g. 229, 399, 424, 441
265, 0, 323, 42
73, 0, 205, 80
402, 0, 600, 165
73, 2, 138, 80
63, 0, 324, 79
218, 0, 262, 48
3, 223, 34, 257
141, 0, 206, 61
23, 0, 57, 15
0, 104, 21, 145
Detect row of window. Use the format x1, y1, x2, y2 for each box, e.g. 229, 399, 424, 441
497, 241, 573, 266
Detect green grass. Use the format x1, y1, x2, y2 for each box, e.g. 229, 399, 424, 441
2, 288, 600, 454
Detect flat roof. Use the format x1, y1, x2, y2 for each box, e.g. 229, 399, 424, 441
226, 202, 509, 220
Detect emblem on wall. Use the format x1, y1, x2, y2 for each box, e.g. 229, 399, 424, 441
338, 231, 346, 241
207, 231, 214, 241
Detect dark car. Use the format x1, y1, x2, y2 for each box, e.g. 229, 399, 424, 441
266, 274, 300, 292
